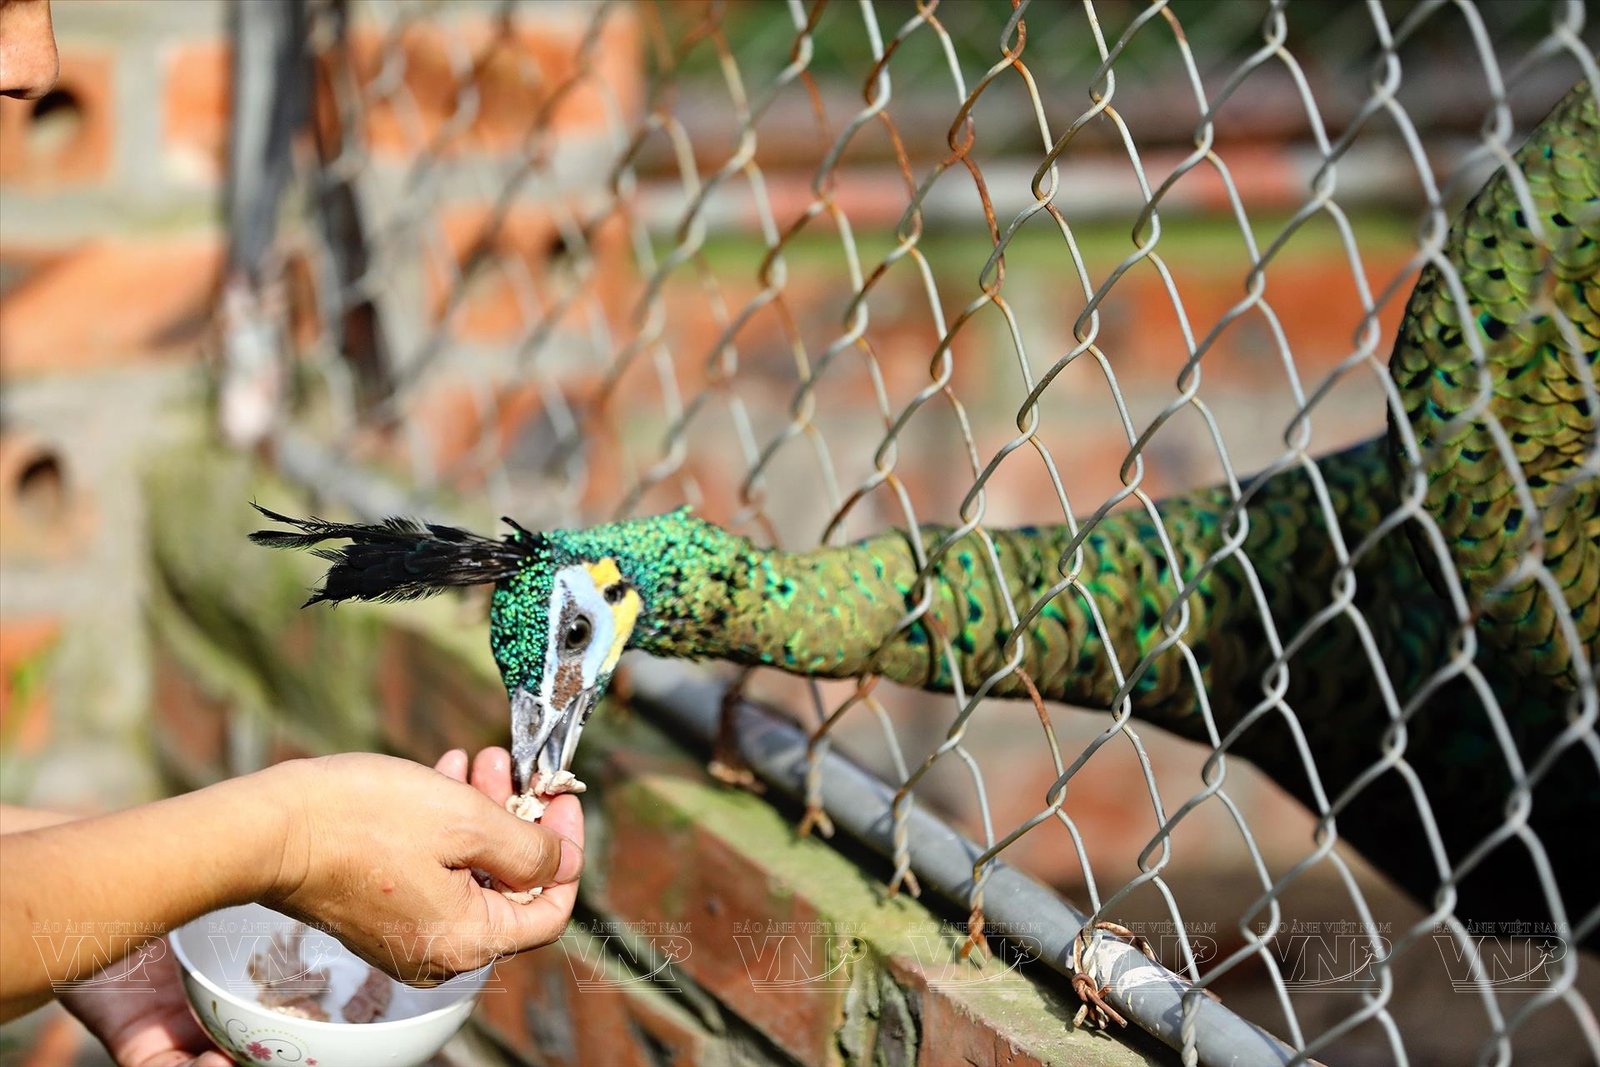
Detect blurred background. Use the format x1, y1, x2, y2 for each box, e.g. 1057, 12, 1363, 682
2, 1, 1597, 1064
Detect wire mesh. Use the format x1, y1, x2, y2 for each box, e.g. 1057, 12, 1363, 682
221, 1, 1600, 1063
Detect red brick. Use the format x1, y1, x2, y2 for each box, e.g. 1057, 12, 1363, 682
0, 50, 115, 186
427, 204, 630, 345
867, 311, 948, 407
628, 453, 747, 529
372, 378, 539, 487
324, 11, 642, 161
759, 170, 926, 235
0, 431, 93, 562
429, 205, 561, 342
162, 39, 231, 183
586, 212, 636, 328
910, 981, 1054, 1067
0, 617, 59, 756
353, 369, 625, 507
0, 235, 222, 375
619, 982, 718, 1067
602, 774, 846, 1066
575, 986, 696, 1067
473, 942, 574, 1062
375, 623, 502, 763
149, 643, 230, 785
420, 382, 531, 482
903, 688, 1334, 901
282, 248, 323, 352
568, 400, 630, 518
475, 933, 717, 1067
1090, 250, 1415, 387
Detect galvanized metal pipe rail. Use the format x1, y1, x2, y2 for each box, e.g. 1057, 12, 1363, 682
626, 658, 1305, 1067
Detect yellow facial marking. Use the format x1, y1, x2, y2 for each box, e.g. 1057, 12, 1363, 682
584, 558, 623, 589
604, 588, 641, 672
584, 558, 638, 672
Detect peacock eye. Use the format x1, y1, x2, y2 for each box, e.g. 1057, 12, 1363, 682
563, 615, 593, 653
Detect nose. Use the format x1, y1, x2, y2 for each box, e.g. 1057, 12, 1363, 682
0, 0, 61, 101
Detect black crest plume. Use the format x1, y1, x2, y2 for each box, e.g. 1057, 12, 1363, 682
249, 504, 542, 606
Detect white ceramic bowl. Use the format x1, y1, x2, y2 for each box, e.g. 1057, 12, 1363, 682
170, 903, 486, 1067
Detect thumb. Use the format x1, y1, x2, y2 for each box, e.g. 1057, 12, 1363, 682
457, 804, 583, 891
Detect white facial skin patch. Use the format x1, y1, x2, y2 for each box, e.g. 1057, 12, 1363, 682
540, 565, 617, 708
495, 562, 634, 904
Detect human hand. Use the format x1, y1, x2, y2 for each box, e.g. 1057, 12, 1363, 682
57, 939, 228, 1067
432, 745, 518, 807
58, 748, 577, 1064
261, 751, 584, 985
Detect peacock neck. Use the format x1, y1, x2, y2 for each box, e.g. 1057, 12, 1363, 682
1386, 81, 1599, 680
620, 516, 918, 679
613, 437, 1425, 752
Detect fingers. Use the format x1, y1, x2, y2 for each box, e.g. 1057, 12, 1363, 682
135, 1053, 231, 1067
536, 793, 584, 851
436, 747, 512, 806
369, 869, 534, 986
490, 794, 585, 944
469, 747, 514, 807
480, 881, 578, 952
455, 804, 583, 892
435, 748, 469, 782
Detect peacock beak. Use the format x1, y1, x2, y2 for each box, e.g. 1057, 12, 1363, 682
510, 685, 597, 794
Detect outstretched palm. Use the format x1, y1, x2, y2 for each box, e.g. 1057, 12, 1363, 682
58, 939, 229, 1067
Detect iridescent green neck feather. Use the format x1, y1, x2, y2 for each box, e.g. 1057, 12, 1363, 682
498, 442, 1416, 749
1388, 81, 1599, 684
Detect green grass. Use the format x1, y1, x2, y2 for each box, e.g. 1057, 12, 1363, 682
683, 210, 1419, 291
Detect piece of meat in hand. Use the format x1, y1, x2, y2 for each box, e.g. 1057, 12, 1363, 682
485, 771, 587, 903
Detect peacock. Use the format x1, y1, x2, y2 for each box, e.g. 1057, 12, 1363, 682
253, 82, 1599, 951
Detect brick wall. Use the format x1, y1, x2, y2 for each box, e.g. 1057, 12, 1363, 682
0, 0, 232, 814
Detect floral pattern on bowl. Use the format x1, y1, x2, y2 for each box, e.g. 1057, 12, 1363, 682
170, 903, 485, 1067
195, 998, 318, 1064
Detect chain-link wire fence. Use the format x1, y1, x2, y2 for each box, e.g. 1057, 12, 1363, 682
219, 1, 1599, 1063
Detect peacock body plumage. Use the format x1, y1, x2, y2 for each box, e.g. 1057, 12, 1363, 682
255, 83, 1599, 947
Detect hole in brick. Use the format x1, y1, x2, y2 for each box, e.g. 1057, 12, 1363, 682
14, 449, 67, 528
28, 88, 85, 159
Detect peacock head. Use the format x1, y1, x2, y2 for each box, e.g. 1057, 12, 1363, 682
487, 541, 643, 793
249, 505, 660, 793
